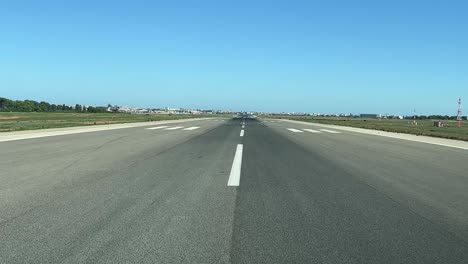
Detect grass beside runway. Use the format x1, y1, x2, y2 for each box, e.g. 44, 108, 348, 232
0, 112, 214, 132
267, 116, 468, 141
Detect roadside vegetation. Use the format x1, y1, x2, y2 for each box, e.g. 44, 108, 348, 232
272, 116, 468, 141
0, 97, 219, 132
0, 112, 210, 132
0, 97, 108, 113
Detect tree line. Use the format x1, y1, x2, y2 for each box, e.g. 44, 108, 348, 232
0, 97, 109, 113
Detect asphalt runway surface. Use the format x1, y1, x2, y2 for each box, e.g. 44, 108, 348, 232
1, 118, 467, 263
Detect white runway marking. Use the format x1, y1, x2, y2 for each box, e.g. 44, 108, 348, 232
242, 125, 245, 128
0, 118, 212, 143
281, 119, 468, 150
303, 129, 322, 133
227, 144, 243, 186
287, 128, 304, 133
240, 130, 244, 137
183, 127, 200, 131
319, 129, 341, 134
146, 126, 170, 130
165, 126, 184, 130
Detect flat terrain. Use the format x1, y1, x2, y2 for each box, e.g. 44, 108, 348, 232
271, 116, 468, 141
1, 118, 467, 263
0, 112, 210, 132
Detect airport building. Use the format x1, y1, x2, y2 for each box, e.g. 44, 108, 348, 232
360, 114, 381, 118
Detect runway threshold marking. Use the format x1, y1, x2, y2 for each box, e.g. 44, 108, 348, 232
146, 126, 170, 130
183, 127, 200, 131
303, 129, 322, 133
287, 128, 304, 133
165, 126, 184, 130
319, 129, 341, 134
227, 144, 243, 186
240, 130, 244, 137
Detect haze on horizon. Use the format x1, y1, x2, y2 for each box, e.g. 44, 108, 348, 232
1, 0, 467, 115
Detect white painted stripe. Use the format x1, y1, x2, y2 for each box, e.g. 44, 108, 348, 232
227, 144, 243, 186
282, 119, 468, 151
240, 130, 244, 137
303, 129, 322, 133
0, 118, 212, 143
287, 128, 304, 133
183, 127, 200, 131
165, 126, 184, 130
242, 125, 245, 128
319, 129, 341, 134
146, 126, 170, 130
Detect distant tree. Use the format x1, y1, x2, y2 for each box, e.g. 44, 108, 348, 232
21, 100, 36, 112
0, 97, 11, 110
38, 101, 50, 112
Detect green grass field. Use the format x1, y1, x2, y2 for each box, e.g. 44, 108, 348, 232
272, 116, 468, 141
0, 112, 209, 132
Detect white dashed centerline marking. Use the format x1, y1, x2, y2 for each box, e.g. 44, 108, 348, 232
303, 129, 322, 133
287, 128, 303, 133
183, 127, 200, 131
240, 130, 244, 137
146, 126, 170, 130
227, 144, 243, 187
319, 129, 341, 134
165, 126, 184, 130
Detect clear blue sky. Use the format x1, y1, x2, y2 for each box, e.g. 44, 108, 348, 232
1, 0, 467, 115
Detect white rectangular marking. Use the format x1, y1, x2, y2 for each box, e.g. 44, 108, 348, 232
227, 144, 243, 186
319, 129, 341, 134
287, 128, 304, 133
240, 130, 244, 137
303, 129, 322, 133
146, 126, 170, 130
165, 126, 184, 130
242, 125, 245, 128
183, 127, 200, 131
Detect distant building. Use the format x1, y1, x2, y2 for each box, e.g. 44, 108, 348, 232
360, 114, 381, 119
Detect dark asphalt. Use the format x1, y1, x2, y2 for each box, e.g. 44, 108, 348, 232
0, 118, 467, 263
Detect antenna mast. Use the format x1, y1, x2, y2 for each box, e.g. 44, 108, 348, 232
457, 97, 462, 128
